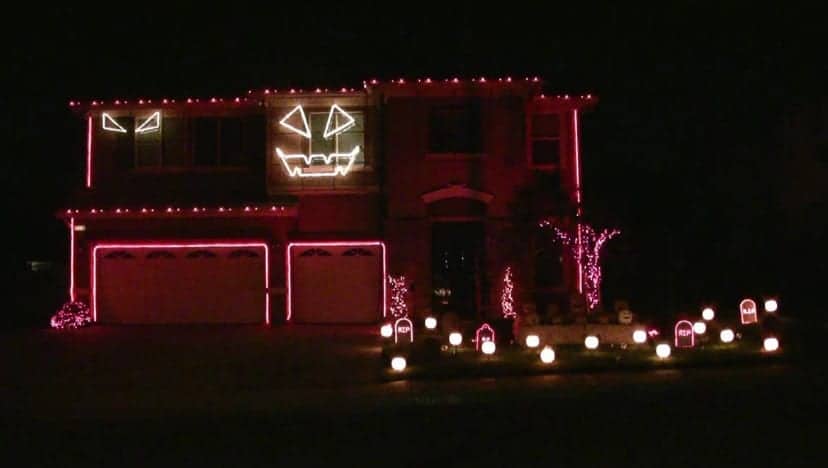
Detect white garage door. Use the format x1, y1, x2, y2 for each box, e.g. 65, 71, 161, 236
288, 243, 385, 323
93, 243, 269, 324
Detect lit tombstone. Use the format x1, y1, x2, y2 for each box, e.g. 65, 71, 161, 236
617, 309, 633, 325
740, 298, 758, 325
394, 317, 414, 344
693, 321, 707, 335
481, 340, 496, 355
540, 346, 556, 363
764, 299, 779, 313
656, 343, 672, 359
475, 323, 496, 351
424, 316, 438, 330
720, 328, 735, 343
449, 332, 463, 347
584, 335, 600, 350
632, 329, 648, 344
702, 307, 715, 321
763, 337, 780, 352
674, 320, 695, 348
380, 323, 393, 338
390, 356, 407, 372
525, 334, 540, 348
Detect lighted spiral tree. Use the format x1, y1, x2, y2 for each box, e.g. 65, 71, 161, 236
540, 220, 620, 311
501, 266, 515, 318
388, 275, 409, 318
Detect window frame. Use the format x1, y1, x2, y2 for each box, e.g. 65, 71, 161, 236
527, 112, 563, 170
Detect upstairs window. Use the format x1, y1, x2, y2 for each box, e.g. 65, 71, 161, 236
308, 110, 365, 167
428, 102, 482, 154
529, 113, 561, 167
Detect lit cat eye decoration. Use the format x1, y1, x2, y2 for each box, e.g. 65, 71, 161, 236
101, 113, 127, 133
135, 111, 161, 134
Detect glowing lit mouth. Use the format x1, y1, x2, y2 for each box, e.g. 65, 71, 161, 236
276, 146, 360, 177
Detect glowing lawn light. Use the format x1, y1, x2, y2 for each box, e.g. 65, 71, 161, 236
584, 335, 599, 350
449, 332, 463, 346
525, 334, 540, 348
720, 328, 735, 343
656, 343, 672, 359
693, 321, 707, 335
540, 346, 555, 363
702, 307, 715, 321
633, 330, 647, 344
380, 323, 393, 338
764, 299, 778, 313
763, 337, 779, 352
390, 356, 407, 372
481, 340, 496, 355
424, 316, 437, 330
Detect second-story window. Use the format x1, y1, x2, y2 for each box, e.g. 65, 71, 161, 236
529, 113, 561, 167
308, 111, 365, 166
428, 102, 482, 154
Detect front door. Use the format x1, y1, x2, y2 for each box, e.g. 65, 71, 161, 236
431, 222, 483, 318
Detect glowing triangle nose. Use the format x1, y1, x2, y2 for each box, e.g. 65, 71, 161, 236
323, 104, 356, 139
279, 105, 311, 138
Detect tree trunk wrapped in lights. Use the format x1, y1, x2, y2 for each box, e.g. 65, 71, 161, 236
388, 275, 409, 318
501, 266, 515, 318
539, 220, 620, 312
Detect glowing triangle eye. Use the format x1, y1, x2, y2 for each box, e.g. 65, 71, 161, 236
135, 112, 161, 134
323, 104, 356, 139
279, 105, 311, 138
102, 113, 127, 133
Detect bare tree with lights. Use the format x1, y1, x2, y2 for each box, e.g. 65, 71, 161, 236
539, 219, 620, 312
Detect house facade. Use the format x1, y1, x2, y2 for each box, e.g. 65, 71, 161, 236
62, 78, 596, 324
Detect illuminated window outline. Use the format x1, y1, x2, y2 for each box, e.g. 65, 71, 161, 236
285, 241, 387, 321
101, 113, 127, 133
91, 242, 270, 324
135, 111, 161, 134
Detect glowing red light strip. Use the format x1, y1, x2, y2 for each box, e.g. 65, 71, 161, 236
285, 241, 387, 321
69, 217, 75, 301
573, 109, 584, 293
85, 116, 93, 188
91, 242, 270, 324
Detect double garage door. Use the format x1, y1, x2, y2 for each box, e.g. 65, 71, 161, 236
93, 243, 269, 324
93, 242, 385, 324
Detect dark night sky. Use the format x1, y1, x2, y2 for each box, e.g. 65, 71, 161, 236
4, 5, 825, 318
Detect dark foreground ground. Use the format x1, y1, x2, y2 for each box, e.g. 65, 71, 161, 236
3, 324, 827, 466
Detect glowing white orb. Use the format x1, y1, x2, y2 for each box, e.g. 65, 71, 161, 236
540, 346, 555, 363
693, 321, 707, 335
763, 337, 779, 352
702, 307, 715, 321
390, 356, 407, 371
720, 328, 735, 343
525, 334, 540, 348
424, 316, 437, 329
584, 335, 599, 350
656, 343, 671, 359
380, 323, 393, 338
481, 340, 496, 355
449, 332, 463, 346
764, 299, 778, 313
632, 330, 647, 344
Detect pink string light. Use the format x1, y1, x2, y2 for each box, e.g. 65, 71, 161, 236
501, 266, 515, 318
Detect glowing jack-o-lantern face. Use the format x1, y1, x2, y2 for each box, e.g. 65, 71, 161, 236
276, 104, 361, 177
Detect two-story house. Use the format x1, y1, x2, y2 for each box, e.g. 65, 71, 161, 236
61, 77, 596, 325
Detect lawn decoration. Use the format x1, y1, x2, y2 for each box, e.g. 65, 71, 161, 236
674, 320, 694, 348
394, 317, 414, 344
50, 301, 91, 330
475, 323, 496, 351
740, 298, 758, 324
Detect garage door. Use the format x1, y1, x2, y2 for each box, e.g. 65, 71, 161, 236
92, 243, 269, 324
287, 242, 386, 323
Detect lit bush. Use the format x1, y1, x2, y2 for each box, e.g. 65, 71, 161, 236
50, 301, 91, 330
